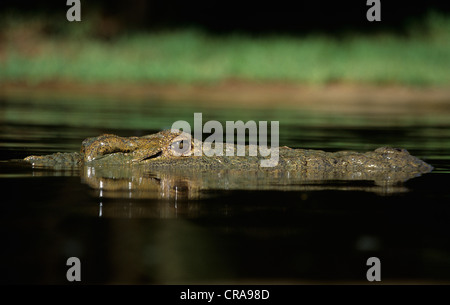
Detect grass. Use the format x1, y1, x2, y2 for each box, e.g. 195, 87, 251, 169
1, 12, 450, 86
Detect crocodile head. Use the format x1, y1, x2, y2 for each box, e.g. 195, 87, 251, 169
81, 129, 197, 164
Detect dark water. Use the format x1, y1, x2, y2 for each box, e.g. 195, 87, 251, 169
1, 96, 450, 284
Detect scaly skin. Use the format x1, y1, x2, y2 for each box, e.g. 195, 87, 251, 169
23, 129, 434, 196
24, 129, 433, 175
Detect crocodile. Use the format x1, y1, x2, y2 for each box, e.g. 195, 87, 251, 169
24, 129, 432, 171
23, 129, 433, 195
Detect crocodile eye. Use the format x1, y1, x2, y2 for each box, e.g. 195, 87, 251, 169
170, 140, 192, 156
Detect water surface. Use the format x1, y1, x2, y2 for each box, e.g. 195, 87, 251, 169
1, 96, 449, 284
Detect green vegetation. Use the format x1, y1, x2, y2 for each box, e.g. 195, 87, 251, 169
1, 12, 449, 85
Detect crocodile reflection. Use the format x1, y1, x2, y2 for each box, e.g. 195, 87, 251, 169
82, 165, 201, 200
80, 164, 416, 199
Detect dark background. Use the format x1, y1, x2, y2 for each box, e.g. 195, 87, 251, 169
1, 0, 450, 35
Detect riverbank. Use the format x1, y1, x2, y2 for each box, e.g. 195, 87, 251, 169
2, 81, 450, 115
2, 12, 449, 115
